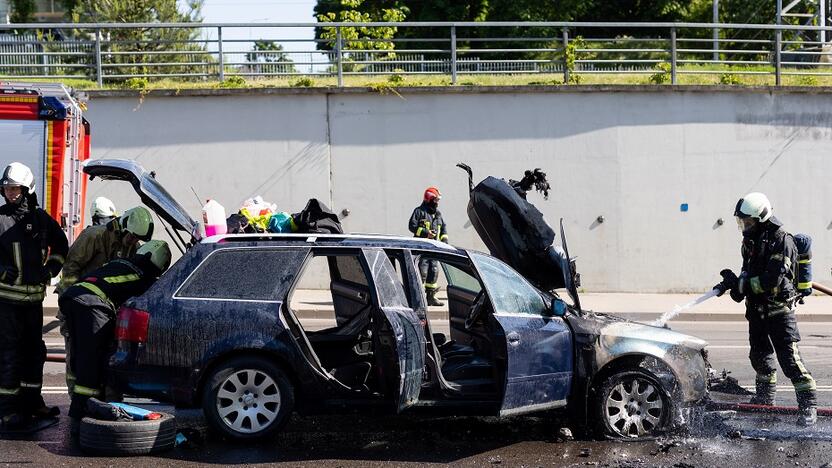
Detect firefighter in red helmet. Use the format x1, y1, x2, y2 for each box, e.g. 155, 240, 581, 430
408, 187, 448, 306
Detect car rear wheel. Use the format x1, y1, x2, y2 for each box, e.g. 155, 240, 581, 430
202, 356, 294, 440
595, 369, 671, 439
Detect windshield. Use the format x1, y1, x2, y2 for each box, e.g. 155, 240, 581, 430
470, 251, 547, 316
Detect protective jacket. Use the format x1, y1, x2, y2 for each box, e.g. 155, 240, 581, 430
409, 202, 448, 242
61, 257, 158, 311
56, 220, 136, 294
0, 196, 67, 303
734, 217, 798, 317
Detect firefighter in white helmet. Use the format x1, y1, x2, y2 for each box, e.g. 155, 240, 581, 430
91, 197, 118, 226
56, 206, 153, 398
716, 192, 817, 426
0, 162, 68, 429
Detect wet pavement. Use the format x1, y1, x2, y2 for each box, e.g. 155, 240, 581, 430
7, 320, 832, 466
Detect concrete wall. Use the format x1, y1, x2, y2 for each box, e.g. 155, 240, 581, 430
83, 87, 832, 292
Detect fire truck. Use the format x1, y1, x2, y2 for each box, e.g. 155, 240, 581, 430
0, 82, 89, 243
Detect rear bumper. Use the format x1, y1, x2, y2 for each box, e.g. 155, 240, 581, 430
109, 350, 194, 406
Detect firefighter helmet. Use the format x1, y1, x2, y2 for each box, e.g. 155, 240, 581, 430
120, 207, 154, 241
423, 186, 441, 203
92, 197, 118, 218
136, 239, 171, 273
1, 162, 35, 193
735, 192, 773, 222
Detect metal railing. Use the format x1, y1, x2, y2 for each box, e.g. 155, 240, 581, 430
1, 22, 832, 86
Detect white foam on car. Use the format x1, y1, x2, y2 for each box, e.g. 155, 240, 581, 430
652, 288, 720, 327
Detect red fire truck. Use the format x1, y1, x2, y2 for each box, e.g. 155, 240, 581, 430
0, 82, 89, 243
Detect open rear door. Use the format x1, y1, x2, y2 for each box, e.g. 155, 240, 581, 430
362, 248, 425, 411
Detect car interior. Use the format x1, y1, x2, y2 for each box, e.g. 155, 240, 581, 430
286, 252, 382, 394
410, 253, 502, 398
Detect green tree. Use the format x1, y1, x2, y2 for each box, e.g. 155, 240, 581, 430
314, 0, 408, 51
244, 40, 297, 75
9, 0, 35, 23
67, 0, 207, 81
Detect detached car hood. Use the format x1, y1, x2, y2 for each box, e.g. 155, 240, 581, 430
467, 175, 574, 294
84, 159, 201, 243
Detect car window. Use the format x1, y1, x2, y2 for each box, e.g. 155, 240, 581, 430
443, 263, 482, 294
470, 251, 547, 316
364, 249, 408, 308
176, 248, 303, 301
335, 255, 369, 287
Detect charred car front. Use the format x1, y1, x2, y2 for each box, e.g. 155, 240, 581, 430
86, 159, 708, 441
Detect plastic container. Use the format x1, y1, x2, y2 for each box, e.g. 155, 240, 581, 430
202, 199, 227, 237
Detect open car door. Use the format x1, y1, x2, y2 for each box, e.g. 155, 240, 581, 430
83, 159, 201, 247
470, 251, 573, 416
362, 248, 425, 411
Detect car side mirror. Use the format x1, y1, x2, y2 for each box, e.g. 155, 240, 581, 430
552, 300, 567, 317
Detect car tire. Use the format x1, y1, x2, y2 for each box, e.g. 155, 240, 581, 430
594, 369, 672, 440
202, 355, 294, 441
79, 412, 176, 456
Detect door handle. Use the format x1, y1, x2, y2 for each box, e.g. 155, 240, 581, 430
507, 332, 521, 346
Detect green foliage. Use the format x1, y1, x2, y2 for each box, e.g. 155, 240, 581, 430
564, 36, 585, 84
9, 0, 35, 23
244, 41, 297, 75
796, 75, 819, 86
290, 77, 315, 87
316, 0, 408, 51
719, 73, 742, 85
648, 63, 672, 84
387, 72, 404, 84
124, 77, 149, 90
218, 76, 247, 88
67, 0, 207, 81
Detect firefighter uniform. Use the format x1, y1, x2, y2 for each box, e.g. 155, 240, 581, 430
409, 200, 448, 305
733, 216, 816, 411
60, 251, 163, 419
0, 194, 68, 423
55, 219, 138, 396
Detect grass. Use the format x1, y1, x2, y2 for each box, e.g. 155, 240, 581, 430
7, 65, 832, 91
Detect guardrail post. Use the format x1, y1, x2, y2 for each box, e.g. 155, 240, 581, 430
217, 26, 224, 81
450, 25, 457, 84
670, 27, 677, 85
775, 29, 782, 86
94, 28, 103, 87
562, 28, 569, 84
336, 26, 343, 87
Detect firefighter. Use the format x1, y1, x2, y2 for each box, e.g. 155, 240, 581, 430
59, 239, 171, 430
716, 192, 817, 426
91, 197, 118, 226
409, 187, 449, 306
56, 206, 153, 397
0, 162, 68, 429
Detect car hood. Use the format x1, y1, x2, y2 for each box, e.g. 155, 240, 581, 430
573, 311, 708, 351
83, 159, 201, 243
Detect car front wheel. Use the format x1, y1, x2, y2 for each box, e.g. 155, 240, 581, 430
202, 356, 294, 440
595, 369, 671, 439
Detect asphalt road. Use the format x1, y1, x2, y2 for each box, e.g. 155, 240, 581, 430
4, 319, 832, 466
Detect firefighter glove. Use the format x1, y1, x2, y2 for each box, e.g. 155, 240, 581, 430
717, 269, 739, 294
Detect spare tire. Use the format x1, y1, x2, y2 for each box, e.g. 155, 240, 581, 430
79, 412, 176, 456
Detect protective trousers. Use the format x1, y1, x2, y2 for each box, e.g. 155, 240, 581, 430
56, 308, 74, 397
61, 295, 116, 419
419, 258, 440, 292
748, 311, 817, 409
0, 301, 46, 417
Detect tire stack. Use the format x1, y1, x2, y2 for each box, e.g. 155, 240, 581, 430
79, 412, 177, 456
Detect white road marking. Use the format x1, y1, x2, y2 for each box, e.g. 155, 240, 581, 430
708, 345, 820, 349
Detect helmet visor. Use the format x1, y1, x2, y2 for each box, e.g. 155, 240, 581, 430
736, 216, 757, 233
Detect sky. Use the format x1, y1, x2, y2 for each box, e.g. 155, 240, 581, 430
198, 0, 321, 69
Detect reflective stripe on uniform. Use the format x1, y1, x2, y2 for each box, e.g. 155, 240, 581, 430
12, 242, 22, 286
798, 282, 813, 290
76, 282, 114, 309
415, 227, 424, 237
750, 276, 765, 294
0, 386, 19, 395
756, 372, 777, 384
791, 342, 816, 391
0, 282, 46, 303
424, 283, 439, 290
19, 381, 41, 389
799, 259, 812, 265
771, 253, 784, 261
440, 235, 449, 242
103, 273, 140, 284
73, 385, 100, 397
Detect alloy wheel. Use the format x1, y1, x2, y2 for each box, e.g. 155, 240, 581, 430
215, 369, 282, 434
604, 376, 665, 438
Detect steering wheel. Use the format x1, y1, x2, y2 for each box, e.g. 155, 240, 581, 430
464, 290, 486, 330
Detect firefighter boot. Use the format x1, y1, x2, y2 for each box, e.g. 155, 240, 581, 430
749, 377, 776, 406
797, 388, 818, 427
426, 289, 444, 307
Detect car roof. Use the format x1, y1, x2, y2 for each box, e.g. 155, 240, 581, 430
201, 233, 467, 255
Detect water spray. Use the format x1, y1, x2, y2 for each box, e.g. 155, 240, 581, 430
651, 288, 721, 327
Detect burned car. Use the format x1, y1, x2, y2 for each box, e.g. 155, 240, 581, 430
85, 159, 708, 441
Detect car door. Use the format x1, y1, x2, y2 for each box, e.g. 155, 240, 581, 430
362, 248, 425, 411
469, 251, 573, 416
